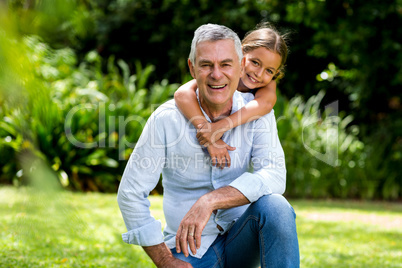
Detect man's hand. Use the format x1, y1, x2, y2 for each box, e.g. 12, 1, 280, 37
143, 243, 193, 268
207, 140, 236, 169
156, 256, 193, 268
175, 196, 213, 257
196, 122, 228, 147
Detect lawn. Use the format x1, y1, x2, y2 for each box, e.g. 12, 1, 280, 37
1, 186, 401, 267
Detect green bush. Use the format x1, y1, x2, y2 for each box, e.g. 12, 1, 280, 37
0, 32, 398, 199
275, 91, 399, 199
0, 34, 178, 192
1, 2, 400, 199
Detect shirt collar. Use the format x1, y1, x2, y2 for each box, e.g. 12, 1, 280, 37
196, 90, 244, 123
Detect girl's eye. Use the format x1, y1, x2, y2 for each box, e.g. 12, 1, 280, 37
266, 69, 274, 75
251, 60, 259, 66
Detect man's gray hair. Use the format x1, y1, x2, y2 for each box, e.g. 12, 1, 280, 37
189, 23, 243, 64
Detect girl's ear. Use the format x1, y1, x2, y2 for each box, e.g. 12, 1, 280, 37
240, 57, 246, 77
273, 70, 280, 80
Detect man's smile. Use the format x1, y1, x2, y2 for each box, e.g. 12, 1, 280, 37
209, 84, 227, 90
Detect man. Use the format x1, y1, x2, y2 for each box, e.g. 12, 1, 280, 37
117, 23, 299, 267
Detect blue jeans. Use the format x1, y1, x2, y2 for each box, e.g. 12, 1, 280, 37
171, 194, 300, 268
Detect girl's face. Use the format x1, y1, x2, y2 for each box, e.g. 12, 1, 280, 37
241, 47, 282, 89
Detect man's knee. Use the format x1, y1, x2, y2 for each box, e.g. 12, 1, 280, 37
252, 194, 296, 228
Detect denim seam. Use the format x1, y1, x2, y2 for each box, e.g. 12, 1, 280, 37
259, 228, 266, 268
212, 243, 223, 268
224, 215, 263, 267
225, 215, 260, 247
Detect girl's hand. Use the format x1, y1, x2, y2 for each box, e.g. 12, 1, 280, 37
207, 140, 236, 169
196, 122, 227, 147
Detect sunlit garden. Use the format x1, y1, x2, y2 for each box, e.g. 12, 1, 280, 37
1, 0, 401, 267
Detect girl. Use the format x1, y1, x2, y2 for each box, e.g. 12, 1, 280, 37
174, 23, 289, 168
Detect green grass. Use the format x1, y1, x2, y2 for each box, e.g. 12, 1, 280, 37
0, 187, 158, 268
1, 187, 401, 267
292, 200, 402, 267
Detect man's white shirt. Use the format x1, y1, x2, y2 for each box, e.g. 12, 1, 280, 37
117, 90, 286, 258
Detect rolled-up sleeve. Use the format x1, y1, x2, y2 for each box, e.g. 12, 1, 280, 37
117, 112, 166, 246
230, 110, 286, 203
121, 220, 163, 246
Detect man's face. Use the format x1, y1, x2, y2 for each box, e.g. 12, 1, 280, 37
188, 39, 242, 108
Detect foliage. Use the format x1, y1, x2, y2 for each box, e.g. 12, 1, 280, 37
0, 31, 178, 191
1, 186, 402, 267
14, 0, 397, 199
279, 1, 402, 200
1, 0, 401, 199
16, 0, 399, 124
276, 92, 373, 199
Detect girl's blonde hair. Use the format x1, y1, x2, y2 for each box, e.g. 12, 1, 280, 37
242, 22, 289, 81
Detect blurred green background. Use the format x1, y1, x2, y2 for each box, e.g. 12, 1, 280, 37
0, 0, 401, 200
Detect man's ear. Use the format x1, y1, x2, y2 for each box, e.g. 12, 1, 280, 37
188, 58, 196, 79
